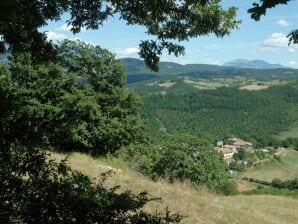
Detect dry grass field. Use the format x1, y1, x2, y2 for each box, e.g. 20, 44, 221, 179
239, 84, 269, 91
52, 152, 298, 224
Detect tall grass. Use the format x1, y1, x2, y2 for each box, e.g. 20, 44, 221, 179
51, 151, 298, 224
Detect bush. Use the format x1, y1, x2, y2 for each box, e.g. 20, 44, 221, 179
229, 161, 245, 171
118, 134, 229, 192
152, 148, 197, 183
255, 150, 266, 160
0, 146, 183, 224
217, 181, 238, 196
273, 155, 281, 162
115, 143, 163, 177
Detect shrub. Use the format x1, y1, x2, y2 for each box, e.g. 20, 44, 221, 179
217, 180, 238, 196
115, 143, 163, 177
273, 155, 281, 162
0, 146, 183, 224
152, 148, 197, 183
117, 134, 229, 193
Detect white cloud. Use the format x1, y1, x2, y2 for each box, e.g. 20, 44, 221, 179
57, 23, 87, 32
276, 19, 290, 27
199, 54, 220, 65
45, 31, 67, 41
114, 47, 139, 58
201, 57, 220, 65
287, 60, 298, 69
260, 32, 297, 53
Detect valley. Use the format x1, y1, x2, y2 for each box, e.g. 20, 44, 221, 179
123, 58, 298, 147
2, 1, 298, 223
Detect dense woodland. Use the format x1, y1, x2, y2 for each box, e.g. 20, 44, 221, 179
140, 82, 298, 146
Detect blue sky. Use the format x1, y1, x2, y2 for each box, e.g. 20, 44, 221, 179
42, 0, 298, 68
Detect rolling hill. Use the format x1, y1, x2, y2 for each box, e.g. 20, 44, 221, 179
121, 58, 298, 84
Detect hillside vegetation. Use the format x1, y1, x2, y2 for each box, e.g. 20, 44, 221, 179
278, 125, 298, 140
52, 152, 298, 224
140, 82, 298, 144
122, 58, 298, 84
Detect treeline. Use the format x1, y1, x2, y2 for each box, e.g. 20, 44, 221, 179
141, 83, 298, 146
281, 137, 298, 149
243, 177, 298, 190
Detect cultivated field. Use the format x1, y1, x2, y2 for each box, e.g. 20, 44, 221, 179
242, 150, 298, 181
239, 84, 269, 91
183, 76, 252, 90
52, 152, 298, 224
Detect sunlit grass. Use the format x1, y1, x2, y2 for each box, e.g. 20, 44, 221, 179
51, 151, 298, 224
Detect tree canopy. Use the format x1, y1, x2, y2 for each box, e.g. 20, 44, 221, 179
248, 0, 298, 44
0, 0, 239, 70
0, 40, 145, 154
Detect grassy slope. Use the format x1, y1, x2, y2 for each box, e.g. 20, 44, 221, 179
52, 152, 298, 224
242, 150, 298, 181
278, 126, 298, 140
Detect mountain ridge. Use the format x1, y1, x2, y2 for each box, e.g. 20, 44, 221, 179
223, 59, 284, 69
120, 58, 296, 84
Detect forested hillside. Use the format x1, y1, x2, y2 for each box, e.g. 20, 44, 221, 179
140, 82, 298, 145
122, 58, 298, 84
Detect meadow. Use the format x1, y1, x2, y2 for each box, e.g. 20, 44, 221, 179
52, 152, 298, 224
242, 150, 298, 181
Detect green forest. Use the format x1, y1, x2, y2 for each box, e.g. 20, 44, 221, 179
140, 82, 298, 146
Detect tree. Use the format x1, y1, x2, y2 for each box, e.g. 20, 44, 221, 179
248, 0, 298, 44
0, 40, 145, 154
152, 135, 228, 191
0, 0, 239, 70
0, 42, 182, 223
118, 134, 229, 192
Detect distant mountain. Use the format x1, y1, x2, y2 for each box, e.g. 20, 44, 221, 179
121, 58, 245, 83
223, 59, 284, 69
120, 58, 298, 84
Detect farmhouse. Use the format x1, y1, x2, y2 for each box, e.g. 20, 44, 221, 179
215, 146, 236, 161
215, 137, 253, 161
227, 138, 253, 151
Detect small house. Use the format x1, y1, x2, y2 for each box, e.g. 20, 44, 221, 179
227, 138, 253, 152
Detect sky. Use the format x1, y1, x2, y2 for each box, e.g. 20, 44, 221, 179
42, 0, 298, 68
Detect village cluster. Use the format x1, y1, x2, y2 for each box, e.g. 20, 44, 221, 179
215, 138, 253, 161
